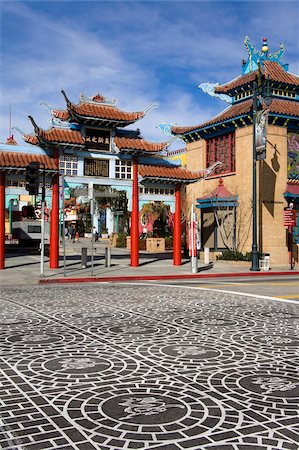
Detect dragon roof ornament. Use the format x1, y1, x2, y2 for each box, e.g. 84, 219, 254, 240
40, 101, 64, 115
143, 102, 159, 116
198, 83, 232, 104
79, 92, 117, 106
243, 36, 287, 74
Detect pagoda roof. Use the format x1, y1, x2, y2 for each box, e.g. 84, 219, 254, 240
172, 98, 299, 136
51, 91, 148, 127
22, 119, 168, 155
114, 136, 168, 154
23, 126, 85, 149
215, 61, 299, 95
139, 163, 206, 184
198, 178, 236, 200
172, 99, 252, 135
0, 151, 58, 171
196, 178, 238, 208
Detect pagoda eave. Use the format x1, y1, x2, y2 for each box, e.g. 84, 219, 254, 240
119, 148, 163, 157
68, 111, 139, 128
140, 176, 200, 184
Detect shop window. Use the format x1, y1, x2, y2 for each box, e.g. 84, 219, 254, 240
60, 155, 78, 176
206, 132, 235, 175
115, 160, 132, 179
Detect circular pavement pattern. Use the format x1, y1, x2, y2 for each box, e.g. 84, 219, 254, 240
205, 365, 299, 414
14, 349, 143, 385
63, 381, 237, 446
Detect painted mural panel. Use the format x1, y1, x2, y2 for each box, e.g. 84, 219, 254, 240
287, 133, 299, 177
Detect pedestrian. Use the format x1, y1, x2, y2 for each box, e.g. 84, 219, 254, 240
64, 227, 69, 240
68, 224, 75, 243
75, 231, 80, 243
92, 226, 98, 242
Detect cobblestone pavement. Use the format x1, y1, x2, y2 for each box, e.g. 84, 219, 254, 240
0, 284, 298, 450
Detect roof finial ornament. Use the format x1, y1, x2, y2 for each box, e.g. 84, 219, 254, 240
12, 126, 26, 138
28, 115, 40, 134
262, 37, 268, 54
143, 102, 159, 116
61, 90, 72, 107
243, 36, 286, 74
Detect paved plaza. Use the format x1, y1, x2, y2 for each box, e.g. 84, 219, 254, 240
0, 283, 298, 450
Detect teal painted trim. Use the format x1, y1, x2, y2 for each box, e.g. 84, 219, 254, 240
184, 114, 249, 138
196, 197, 238, 209
284, 192, 299, 200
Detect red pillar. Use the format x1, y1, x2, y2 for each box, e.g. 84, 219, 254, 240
0, 171, 5, 270
130, 157, 139, 267
173, 184, 182, 266
50, 148, 59, 268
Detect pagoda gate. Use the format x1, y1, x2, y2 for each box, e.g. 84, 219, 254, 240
0, 91, 214, 269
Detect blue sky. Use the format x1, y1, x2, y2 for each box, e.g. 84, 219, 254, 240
0, 0, 298, 150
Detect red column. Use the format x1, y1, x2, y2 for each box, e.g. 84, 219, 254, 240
50, 148, 59, 268
130, 157, 139, 267
173, 184, 182, 266
0, 171, 5, 270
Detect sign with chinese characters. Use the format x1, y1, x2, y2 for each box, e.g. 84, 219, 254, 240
84, 158, 109, 177
85, 128, 110, 151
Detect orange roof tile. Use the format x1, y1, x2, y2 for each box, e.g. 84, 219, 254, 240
215, 72, 256, 94
172, 97, 299, 135
215, 61, 299, 94
139, 164, 205, 181
269, 98, 299, 117
24, 128, 84, 146
172, 99, 252, 135
0, 151, 58, 170
52, 110, 69, 121
114, 136, 167, 153
72, 103, 145, 122
198, 178, 236, 199
52, 104, 145, 123
263, 60, 299, 86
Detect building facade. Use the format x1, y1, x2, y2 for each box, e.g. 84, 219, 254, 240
171, 37, 299, 266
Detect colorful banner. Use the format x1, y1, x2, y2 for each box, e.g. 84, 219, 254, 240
255, 109, 269, 160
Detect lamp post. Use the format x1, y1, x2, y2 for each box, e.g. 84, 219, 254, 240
250, 79, 272, 271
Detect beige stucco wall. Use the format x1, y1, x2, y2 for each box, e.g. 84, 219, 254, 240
185, 124, 295, 266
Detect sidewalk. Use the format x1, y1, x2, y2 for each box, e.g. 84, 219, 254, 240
1, 238, 298, 286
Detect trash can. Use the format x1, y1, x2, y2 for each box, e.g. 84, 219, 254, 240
259, 253, 270, 271
81, 247, 88, 268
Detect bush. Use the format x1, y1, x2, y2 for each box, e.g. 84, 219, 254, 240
116, 232, 127, 248
217, 250, 252, 261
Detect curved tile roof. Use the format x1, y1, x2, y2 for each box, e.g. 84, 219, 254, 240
197, 178, 236, 200
139, 163, 205, 181
172, 99, 252, 135
23, 128, 84, 146
172, 97, 299, 136
269, 98, 299, 117
52, 104, 145, 123
215, 61, 299, 94
0, 151, 58, 170
114, 136, 167, 153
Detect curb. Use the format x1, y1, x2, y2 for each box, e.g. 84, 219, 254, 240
39, 271, 299, 284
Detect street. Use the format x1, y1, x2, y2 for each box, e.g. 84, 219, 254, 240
0, 283, 298, 450
137, 276, 299, 301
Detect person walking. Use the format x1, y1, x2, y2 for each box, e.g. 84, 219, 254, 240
92, 226, 98, 242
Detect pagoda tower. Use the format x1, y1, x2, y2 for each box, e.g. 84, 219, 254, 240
171, 37, 299, 266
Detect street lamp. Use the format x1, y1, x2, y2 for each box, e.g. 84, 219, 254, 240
250, 78, 272, 271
